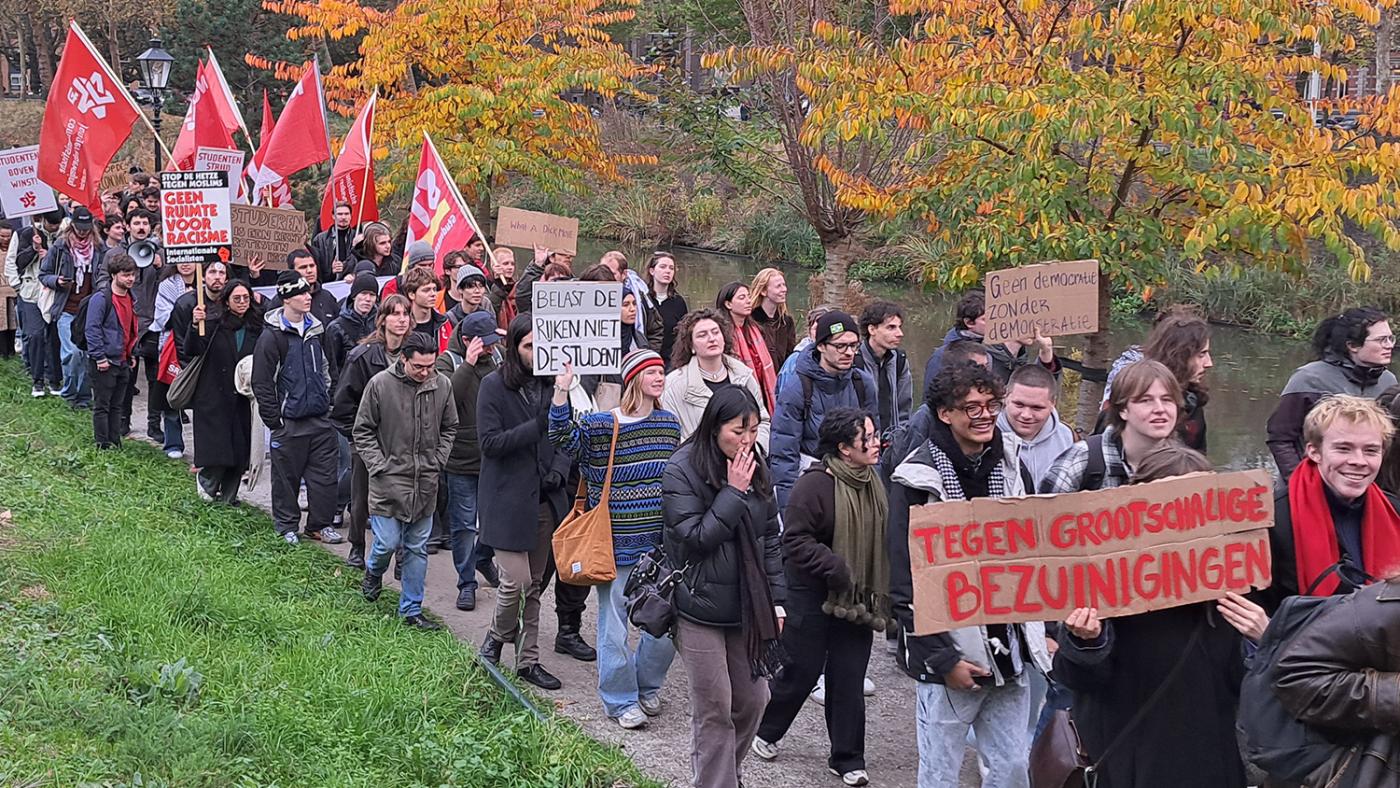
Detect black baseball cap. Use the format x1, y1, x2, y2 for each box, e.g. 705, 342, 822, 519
70, 206, 95, 231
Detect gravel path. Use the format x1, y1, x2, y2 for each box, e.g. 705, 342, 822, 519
126, 387, 977, 787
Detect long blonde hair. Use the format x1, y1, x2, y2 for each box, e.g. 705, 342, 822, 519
750, 268, 788, 319
619, 369, 661, 416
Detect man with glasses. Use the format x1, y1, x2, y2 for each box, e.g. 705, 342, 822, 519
770, 310, 879, 509
887, 361, 1049, 788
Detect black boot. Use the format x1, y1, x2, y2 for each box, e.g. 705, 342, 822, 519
554, 626, 597, 662
361, 572, 382, 602
479, 633, 504, 665
346, 545, 365, 570
477, 559, 500, 588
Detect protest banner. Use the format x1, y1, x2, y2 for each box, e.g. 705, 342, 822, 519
229, 203, 308, 267
531, 282, 623, 375
0, 145, 58, 217
983, 259, 1100, 343
195, 146, 246, 202
907, 469, 1274, 634
495, 206, 580, 256
159, 170, 232, 266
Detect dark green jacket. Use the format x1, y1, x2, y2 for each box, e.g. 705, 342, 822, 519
353, 362, 458, 522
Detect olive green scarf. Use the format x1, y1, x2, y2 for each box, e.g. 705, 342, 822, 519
821, 456, 892, 632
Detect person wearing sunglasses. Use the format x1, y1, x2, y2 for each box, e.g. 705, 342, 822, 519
769, 310, 878, 510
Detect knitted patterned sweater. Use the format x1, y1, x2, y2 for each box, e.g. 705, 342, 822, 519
549, 403, 682, 567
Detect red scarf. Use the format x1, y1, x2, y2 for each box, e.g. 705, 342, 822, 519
733, 319, 776, 413
1288, 459, 1400, 595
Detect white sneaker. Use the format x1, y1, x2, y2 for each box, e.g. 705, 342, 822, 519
165, 449, 183, 460
750, 736, 778, 761
281, 532, 300, 545
809, 674, 826, 706
638, 694, 662, 716
617, 706, 648, 729
863, 676, 875, 696
195, 476, 214, 502
830, 768, 869, 786
30, 386, 43, 398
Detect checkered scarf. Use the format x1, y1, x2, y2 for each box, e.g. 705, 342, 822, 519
923, 434, 1006, 503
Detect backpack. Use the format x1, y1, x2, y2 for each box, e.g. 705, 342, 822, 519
71, 292, 97, 351
1237, 589, 1356, 784
799, 372, 870, 428
1082, 433, 1107, 491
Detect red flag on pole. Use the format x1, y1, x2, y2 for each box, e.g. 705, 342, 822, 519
249, 59, 331, 193
246, 91, 294, 209
203, 48, 250, 141
318, 90, 377, 230
37, 22, 144, 214
170, 60, 239, 171
405, 133, 476, 276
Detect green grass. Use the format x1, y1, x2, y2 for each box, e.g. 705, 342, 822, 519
0, 359, 656, 788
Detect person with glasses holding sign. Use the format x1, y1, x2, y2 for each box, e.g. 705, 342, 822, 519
769, 310, 878, 510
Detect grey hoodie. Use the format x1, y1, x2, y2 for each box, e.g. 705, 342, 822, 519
997, 409, 1075, 488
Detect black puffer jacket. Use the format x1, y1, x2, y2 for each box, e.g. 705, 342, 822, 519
331, 342, 393, 438
661, 442, 786, 628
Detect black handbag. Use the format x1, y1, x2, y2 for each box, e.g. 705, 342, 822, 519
623, 546, 691, 638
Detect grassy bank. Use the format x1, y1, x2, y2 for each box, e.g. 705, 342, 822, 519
0, 359, 654, 788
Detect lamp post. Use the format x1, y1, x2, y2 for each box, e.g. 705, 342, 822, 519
135, 38, 174, 171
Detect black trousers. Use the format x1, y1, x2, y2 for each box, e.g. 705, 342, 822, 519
348, 450, 369, 549
756, 593, 874, 774
198, 466, 244, 504
541, 550, 592, 630
269, 426, 338, 536
138, 332, 163, 435
90, 360, 131, 449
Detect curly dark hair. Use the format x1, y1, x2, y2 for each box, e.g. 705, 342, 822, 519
927, 361, 1004, 413
816, 407, 875, 459
670, 308, 735, 368
1311, 307, 1388, 362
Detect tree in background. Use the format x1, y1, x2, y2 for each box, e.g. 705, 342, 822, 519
254, 0, 656, 204
735, 0, 1400, 428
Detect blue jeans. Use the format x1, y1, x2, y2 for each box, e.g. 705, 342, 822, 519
57, 312, 90, 405
367, 514, 432, 617
596, 562, 675, 717
161, 406, 185, 454
444, 472, 480, 592
916, 674, 1030, 788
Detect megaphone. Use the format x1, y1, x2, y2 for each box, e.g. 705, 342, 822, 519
130, 240, 158, 268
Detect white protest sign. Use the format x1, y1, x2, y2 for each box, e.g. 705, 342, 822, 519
0, 145, 58, 217
159, 170, 233, 266
194, 147, 246, 203
531, 282, 623, 375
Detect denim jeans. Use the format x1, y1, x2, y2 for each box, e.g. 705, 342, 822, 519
444, 472, 481, 592
161, 406, 185, 454
366, 514, 432, 617
57, 312, 90, 405
916, 674, 1030, 788
596, 562, 675, 718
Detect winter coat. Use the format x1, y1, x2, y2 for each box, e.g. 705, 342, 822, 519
476, 372, 573, 552
660, 355, 771, 449
770, 349, 878, 509
353, 363, 458, 523
923, 325, 1057, 389
661, 441, 786, 627
264, 285, 339, 327
1273, 579, 1400, 788
331, 342, 393, 439
887, 431, 1051, 685
923, 326, 968, 394
781, 467, 851, 598
649, 290, 688, 367
751, 303, 798, 369
169, 289, 220, 363
411, 309, 451, 354
38, 235, 107, 320
251, 308, 332, 434
309, 226, 358, 281
856, 340, 913, 435
1267, 359, 1397, 479
324, 304, 377, 389
184, 311, 262, 469
996, 408, 1075, 489
5, 226, 45, 303
83, 288, 131, 366
446, 353, 498, 476
1054, 603, 1248, 788
514, 260, 545, 317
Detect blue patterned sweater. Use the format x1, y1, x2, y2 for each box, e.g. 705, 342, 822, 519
549, 404, 682, 567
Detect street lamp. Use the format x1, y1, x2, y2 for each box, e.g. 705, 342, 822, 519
135, 38, 174, 171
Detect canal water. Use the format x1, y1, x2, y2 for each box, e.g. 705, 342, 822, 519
573, 239, 1314, 473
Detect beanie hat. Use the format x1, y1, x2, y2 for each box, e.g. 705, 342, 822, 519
276, 270, 312, 300
459, 311, 502, 347
406, 240, 436, 268
621, 349, 664, 386
350, 271, 380, 302
814, 310, 857, 345
456, 264, 488, 288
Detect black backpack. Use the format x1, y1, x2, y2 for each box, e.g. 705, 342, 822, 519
71, 292, 97, 352
1237, 588, 1356, 784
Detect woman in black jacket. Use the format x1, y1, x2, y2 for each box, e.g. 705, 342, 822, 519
662, 384, 786, 788
477, 314, 573, 691
185, 281, 263, 504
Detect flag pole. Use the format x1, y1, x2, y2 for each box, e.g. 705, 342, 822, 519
423, 132, 498, 275
353, 89, 377, 229
70, 22, 174, 163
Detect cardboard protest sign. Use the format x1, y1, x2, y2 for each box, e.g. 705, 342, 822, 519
159, 170, 233, 266
229, 203, 308, 267
531, 282, 622, 375
0, 145, 58, 217
496, 206, 579, 256
194, 146, 246, 202
983, 259, 1100, 343
907, 469, 1274, 634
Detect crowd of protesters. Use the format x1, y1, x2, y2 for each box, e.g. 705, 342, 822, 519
2, 180, 1398, 788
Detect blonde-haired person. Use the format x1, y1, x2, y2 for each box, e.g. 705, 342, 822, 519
1256, 393, 1400, 614
549, 349, 683, 729
750, 268, 797, 369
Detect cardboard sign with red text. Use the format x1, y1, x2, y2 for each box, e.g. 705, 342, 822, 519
983, 259, 1100, 342
908, 469, 1274, 634
159, 170, 233, 266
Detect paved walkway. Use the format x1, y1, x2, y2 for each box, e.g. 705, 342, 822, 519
126, 388, 978, 788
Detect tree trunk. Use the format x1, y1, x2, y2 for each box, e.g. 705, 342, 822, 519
1377, 10, 1394, 96
818, 235, 860, 312
28, 15, 54, 92
1074, 273, 1113, 434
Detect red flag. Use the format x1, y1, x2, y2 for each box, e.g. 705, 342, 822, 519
319, 91, 377, 230
203, 49, 249, 141
405, 133, 476, 276
247, 91, 294, 209
171, 61, 238, 171
37, 22, 143, 214
250, 59, 331, 193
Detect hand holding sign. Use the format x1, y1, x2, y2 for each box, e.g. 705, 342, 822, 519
1063, 607, 1102, 641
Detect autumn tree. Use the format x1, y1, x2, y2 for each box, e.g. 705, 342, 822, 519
746, 0, 1400, 428
254, 0, 654, 204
